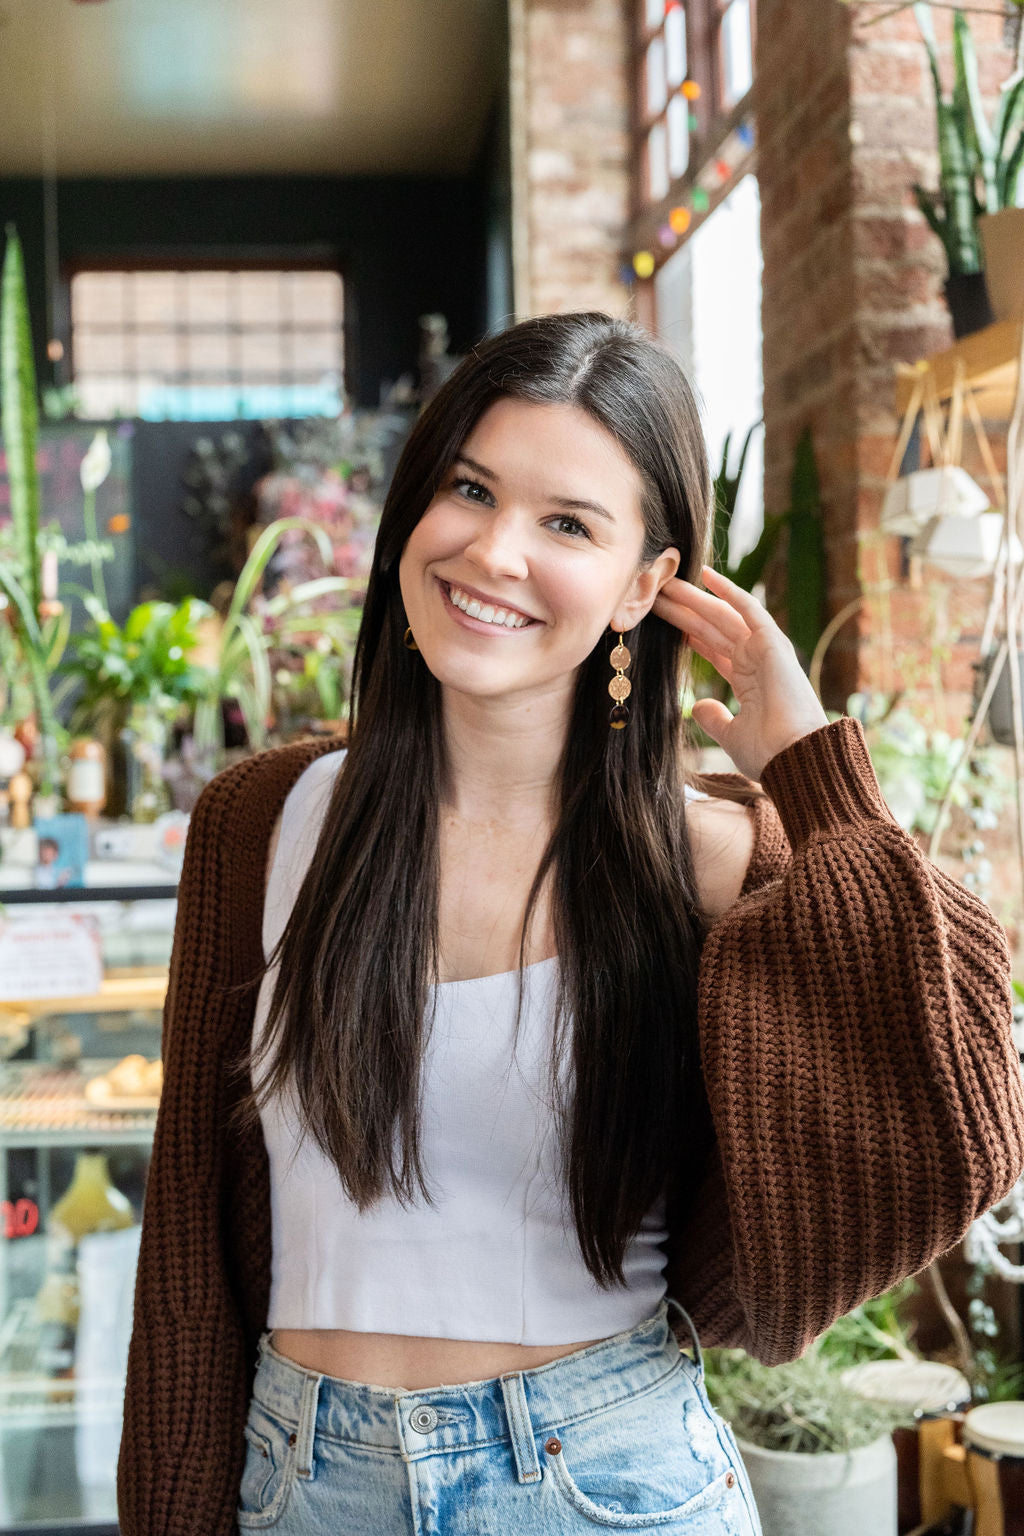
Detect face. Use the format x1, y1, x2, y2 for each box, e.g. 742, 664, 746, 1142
398, 398, 679, 707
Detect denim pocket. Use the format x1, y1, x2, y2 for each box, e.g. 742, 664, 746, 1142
236, 1398, 298, 1529
542, 1358, 739, 1530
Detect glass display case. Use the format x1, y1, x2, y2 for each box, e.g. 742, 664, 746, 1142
0, 827, 179, 1533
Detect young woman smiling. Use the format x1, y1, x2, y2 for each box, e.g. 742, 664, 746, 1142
118, 313, 1024, 1536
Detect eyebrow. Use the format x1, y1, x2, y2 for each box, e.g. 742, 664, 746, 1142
453, 453, 617, 524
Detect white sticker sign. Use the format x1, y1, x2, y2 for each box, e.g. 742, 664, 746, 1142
0, 914, 103, 1001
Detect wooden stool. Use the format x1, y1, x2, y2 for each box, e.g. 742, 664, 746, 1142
960, 1402, 1024, 1536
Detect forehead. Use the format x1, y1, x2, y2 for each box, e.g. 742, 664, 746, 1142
459, 398, 644, 517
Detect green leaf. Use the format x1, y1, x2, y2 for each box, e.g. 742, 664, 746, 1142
1, 226, 42, 619
953, 10, 996, 208
225, 516, 334, 633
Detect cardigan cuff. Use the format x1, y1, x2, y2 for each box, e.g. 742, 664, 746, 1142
757, 715, 898, 848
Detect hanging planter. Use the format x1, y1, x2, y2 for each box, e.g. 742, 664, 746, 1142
912, 510, 1024, 579
880, 464, 990, 538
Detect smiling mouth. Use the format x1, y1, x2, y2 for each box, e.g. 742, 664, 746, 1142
439, 579, 539, 630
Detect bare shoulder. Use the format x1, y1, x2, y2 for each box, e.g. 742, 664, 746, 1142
686, 793, 757, 922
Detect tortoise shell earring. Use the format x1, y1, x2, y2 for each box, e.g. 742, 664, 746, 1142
403, 626, 419, 651
608, 631, 631, 729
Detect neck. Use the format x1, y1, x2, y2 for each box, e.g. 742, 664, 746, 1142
440, 677, 572, 826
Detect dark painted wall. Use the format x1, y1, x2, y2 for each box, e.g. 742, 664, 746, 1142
0, 91, 513, 605
1, 165, 494, 409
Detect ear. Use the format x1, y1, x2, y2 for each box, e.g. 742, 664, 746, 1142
611, 546, 681, 633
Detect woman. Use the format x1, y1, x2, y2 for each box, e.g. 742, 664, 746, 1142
118, 312, 1024, 1535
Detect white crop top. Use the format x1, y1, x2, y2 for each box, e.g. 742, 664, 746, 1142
254, 750, 707, 1344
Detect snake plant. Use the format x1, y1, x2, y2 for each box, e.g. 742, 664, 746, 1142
0, 225, 63, 787
913, 5, 1024, 275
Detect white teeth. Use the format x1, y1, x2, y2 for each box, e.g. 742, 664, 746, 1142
446, 584, 530, 629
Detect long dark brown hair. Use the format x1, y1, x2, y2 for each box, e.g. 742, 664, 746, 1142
241, 311, 765, 1287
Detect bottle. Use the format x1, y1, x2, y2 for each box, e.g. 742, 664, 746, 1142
49, 1151, 135, 1241
35, 1155, 135, 1403
66, 739, 107, 818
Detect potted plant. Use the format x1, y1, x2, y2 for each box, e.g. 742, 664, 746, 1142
55, 595, 213, 819
704, 1341, 918, 1536
912, 5, 1024, 336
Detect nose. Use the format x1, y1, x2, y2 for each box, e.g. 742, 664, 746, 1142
462, 512, 530, 582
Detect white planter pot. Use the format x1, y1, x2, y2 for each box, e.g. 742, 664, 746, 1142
979, 209, 1024, 324
734, 1432, 897, 1536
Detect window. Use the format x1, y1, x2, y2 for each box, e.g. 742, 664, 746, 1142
721, 0, 753, 108
656, 175, 764, 571
635, 0, 755, 213
70, 268, 345, 421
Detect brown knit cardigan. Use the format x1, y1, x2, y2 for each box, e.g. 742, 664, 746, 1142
117, 715, 1024, 1535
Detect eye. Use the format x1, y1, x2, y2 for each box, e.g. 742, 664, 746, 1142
545, 513, 591, 541
451, 475, 492, 503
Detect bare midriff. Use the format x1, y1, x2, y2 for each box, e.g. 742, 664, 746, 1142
269, 1329, 610, 1391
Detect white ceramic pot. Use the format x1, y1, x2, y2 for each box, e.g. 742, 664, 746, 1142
734, 1432, 897, 1536
979, 208, 1024, 324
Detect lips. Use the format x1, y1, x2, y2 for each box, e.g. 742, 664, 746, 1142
438, 577, 539, 626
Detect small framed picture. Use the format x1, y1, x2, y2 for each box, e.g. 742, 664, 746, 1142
33, 814, 89, 891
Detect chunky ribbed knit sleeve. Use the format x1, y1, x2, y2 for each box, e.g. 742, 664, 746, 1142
683, 713, 1024, 1367
117, 737, 337, 1536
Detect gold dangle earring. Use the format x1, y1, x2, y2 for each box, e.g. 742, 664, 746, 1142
403, 626, 419, 651
608, 631, 631, 729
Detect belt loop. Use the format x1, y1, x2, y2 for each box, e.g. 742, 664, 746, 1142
295, 1369, 322, 1480
664, 1295, 705, 1381
500, 1372, 542, 1484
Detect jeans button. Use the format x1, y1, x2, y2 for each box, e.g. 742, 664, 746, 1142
410, 1405, 438, 1433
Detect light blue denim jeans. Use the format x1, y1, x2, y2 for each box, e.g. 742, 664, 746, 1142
236, 1294, 762, 1533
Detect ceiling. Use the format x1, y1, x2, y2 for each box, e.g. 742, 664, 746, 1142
0, 0, 505, 178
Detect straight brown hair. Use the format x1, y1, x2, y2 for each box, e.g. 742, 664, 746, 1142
240, 311, 765, 1287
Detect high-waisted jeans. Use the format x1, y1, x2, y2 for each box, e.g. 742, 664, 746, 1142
236, 1294, 762, 1533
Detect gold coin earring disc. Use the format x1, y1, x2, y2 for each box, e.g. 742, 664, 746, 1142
403, 626, 419, 651
608, 631, 631, 729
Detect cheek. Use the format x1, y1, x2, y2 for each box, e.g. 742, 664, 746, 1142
541, 562, 619, 641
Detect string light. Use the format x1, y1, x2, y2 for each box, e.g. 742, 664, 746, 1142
737, 120, 755, 147
619, 262, 636, 286
658, 224, 677, 248
714, 158, 731, 182
688, 112, 699, 131
632, 250, 656, 278
692, 188, 710, 213
681, 79, 701, 100
669, 205, 691, 234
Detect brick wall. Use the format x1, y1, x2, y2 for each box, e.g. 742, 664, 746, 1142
755, 0, 859, 703
756, 0, 1015, 720
509, 0, 634, 318
754, 1, 1020, 950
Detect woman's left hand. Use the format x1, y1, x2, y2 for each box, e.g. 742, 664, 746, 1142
651, 564, 830, 783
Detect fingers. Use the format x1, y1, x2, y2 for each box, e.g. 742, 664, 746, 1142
694, 566, 771, 631
651, 591, 734, 680
654, 579, 750, 653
